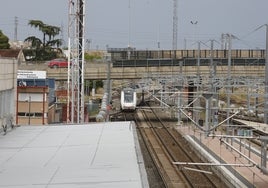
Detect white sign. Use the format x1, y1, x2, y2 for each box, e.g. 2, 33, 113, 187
17, 70, 46, 79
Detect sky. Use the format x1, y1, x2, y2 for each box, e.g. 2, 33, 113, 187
0, 0, 268, 50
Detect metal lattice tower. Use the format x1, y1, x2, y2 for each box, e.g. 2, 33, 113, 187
67, 0, 85, 123
172, 0, 178, 50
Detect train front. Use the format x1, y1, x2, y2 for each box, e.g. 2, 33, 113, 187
121, 88, 137, 111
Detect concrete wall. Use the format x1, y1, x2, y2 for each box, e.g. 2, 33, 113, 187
19, 61, 266, 81
48, 104, 57, 124
0, 58, 17, 90
0, 58, 17, 128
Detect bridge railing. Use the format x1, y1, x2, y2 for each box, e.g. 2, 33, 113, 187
109, 49, 265, 60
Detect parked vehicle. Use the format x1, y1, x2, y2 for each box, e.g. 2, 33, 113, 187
48, 59, 69, 68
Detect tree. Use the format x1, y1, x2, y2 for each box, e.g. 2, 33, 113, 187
24, 36, 42, 49
26, 20, 62, 48
0, 30, 10, 49
24, 20, 63, 60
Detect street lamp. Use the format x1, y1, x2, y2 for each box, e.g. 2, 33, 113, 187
190, 21, 198, 43
86, 39, 91, 52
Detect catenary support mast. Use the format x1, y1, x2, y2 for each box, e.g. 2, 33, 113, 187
264, 25, 268, 124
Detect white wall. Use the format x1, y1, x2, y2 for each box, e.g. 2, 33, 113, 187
0, 58, 17, 126
0, 58, 17, 91
0, 89, 14, 118
18, 93, 47, 102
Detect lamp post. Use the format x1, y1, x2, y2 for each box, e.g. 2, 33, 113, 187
190, 21, 198, 43
86, 39, 91, 52
190, 20, 199, 127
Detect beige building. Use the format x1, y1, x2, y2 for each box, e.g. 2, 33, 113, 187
16, 70, 49, 125
17, 86, 49, 125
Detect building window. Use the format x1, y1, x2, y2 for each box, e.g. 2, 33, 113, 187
35, 113, 43, 117
18, 112, 26, 116
18, 112, 43, 117
26, 113, 34, 117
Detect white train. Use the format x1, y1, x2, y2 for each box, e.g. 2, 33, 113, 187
120, 88, 138, 111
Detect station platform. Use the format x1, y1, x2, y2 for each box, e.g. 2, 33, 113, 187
0, 122, 148, 188
176, 124, 268, 188
233, 118, 268, 134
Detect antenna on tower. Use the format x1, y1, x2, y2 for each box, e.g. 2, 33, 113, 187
172, 0, 178, 50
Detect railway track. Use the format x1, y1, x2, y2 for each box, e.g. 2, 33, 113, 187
135, 105, 226, 187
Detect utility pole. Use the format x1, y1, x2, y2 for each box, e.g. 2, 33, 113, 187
221, 33, 227, 50
225, 33, 236, 147
209, 40, 215, 129
14, 16, 18, 41
127, 0, 131, 60
195, 41, 201, 125
210, 39, 219, 128
172, 0, 178, 50
60, 22, 65, 47
226, 33, 232, 127
209, 40, 215, 85
128, 0, 131, 48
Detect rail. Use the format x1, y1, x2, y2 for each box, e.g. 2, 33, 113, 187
136, 104, 224, 187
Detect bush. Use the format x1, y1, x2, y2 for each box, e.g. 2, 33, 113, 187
0, 30, 10, 49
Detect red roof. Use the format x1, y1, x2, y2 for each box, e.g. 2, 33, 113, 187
0, 49, 21, 58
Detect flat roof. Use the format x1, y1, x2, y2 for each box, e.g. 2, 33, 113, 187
0, 122, 148, 188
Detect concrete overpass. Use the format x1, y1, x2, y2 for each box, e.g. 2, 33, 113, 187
19, 59, 265, 81
17, 49, 266, 80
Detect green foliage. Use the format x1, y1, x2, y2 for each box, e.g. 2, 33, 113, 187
24, 20, 62, 60
24, 36, 42, 48
85, 80, 103, 90
27, 20, 61, 47
23, 48, 58, 61
0, 30, 10, 49
84, 52, 102, 61
95, 80, 103, 88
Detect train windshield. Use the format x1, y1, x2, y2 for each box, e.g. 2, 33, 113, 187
124, 91, 134, 103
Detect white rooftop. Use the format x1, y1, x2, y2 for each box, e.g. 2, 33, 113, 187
0, 122, 148, 188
